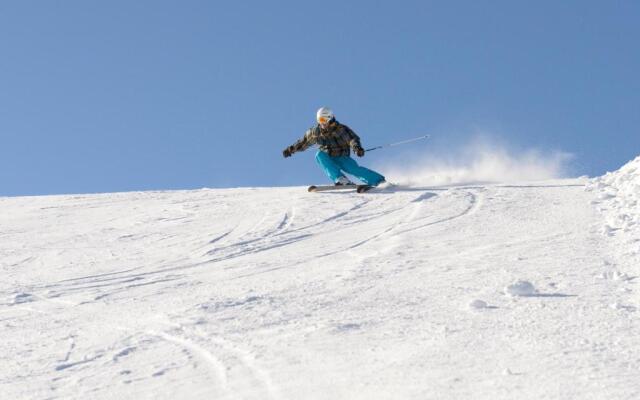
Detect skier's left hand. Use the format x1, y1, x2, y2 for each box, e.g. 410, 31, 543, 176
355, 147, 365, 157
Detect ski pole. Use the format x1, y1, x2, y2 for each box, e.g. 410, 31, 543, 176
365, 135, 430, 152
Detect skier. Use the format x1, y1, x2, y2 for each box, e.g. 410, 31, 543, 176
282, 107, 386, 187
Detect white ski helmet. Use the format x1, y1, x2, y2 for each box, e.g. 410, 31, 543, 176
316, 107, 334, 124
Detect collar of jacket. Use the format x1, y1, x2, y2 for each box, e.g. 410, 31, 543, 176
318, 120, 340, 133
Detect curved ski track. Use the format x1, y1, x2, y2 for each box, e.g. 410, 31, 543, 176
5, 291, 281, 400
307, 189, 482, 256
21, 188, 481, 304
223, 188, 484, 279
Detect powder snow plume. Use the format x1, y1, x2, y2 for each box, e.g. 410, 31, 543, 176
378, 137, 573, 186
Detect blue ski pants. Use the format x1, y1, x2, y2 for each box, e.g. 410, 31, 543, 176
315, 151, 385, 186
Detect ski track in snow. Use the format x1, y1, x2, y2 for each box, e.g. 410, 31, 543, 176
153, 321, 282, 400
2, 283, 278, 399
148, 330, 230, 392
2, 179, 640, 399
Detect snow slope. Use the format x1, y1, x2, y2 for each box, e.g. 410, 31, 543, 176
1, 173, 639, 399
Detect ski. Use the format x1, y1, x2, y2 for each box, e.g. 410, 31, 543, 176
308, 184, 386, 193
357, 182, 397, 193
356, 185, 374, 193
308, 184, 358, 192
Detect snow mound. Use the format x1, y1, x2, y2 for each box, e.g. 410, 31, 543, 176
588, 155, 640, 236
504, 280, 537, 296
610, 302, 637, 312
597, 270, 632, 282
468, 299, 489, 309
11, 292, 34, 305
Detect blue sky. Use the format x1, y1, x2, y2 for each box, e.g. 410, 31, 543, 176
1, 1, 638, 196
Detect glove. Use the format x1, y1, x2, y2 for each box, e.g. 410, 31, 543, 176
355, 147, 365, 157
283, 146, 294, 158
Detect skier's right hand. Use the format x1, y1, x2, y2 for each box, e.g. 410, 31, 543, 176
283, 146, 294, 158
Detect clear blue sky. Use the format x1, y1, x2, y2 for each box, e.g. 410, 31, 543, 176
1, 1, 638, 196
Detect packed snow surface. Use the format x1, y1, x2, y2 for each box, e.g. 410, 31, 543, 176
2, 172, 640, 399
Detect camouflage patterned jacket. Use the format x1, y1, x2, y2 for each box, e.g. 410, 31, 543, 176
287, 120, 363, 157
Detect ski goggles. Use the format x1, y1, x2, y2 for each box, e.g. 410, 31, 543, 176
318, 116, 331, 124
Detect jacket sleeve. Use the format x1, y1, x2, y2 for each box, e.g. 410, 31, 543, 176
345, 125, 363, 150
289, 128, 316, 153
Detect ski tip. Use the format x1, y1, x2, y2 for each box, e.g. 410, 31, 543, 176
307, 185, 317, 192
